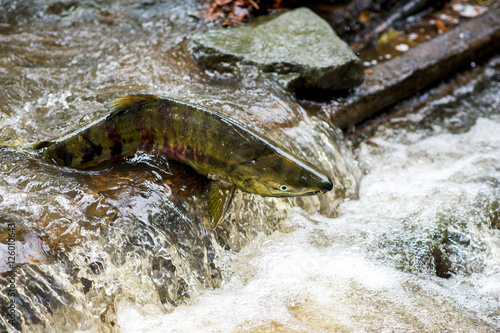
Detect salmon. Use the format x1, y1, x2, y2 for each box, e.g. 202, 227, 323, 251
36, 95, 333, 227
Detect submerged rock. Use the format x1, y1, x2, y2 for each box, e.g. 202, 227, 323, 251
190, 7, 364, 92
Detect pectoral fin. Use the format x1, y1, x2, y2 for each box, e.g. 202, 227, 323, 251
207, 181, 235, 228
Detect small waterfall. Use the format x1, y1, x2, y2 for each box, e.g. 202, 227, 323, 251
1, 0, 498, 331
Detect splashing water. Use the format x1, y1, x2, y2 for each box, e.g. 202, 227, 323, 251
0, 0, 499, 331
0, 1, 358, 331
117, 59, 500, 332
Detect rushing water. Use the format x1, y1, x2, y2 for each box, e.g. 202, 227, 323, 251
115, 58, 500, 332
0, 1, 499, 332
0, 1, 358, 331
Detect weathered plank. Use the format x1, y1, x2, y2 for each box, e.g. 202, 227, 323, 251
324, 7, 500, 129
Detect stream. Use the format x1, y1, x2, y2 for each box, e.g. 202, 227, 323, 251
0, 1, 499, 332
118, 56, 500, 332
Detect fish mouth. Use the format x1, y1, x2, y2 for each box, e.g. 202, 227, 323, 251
257, 189, 328, 197
257, 181, 332, 197
279, 188, 329, 197
301, 188, 328, 196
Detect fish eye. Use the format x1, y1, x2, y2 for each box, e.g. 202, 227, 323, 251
278, 184, 288, 191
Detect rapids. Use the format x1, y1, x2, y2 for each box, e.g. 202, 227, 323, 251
117, 57, 500, 332
0, 1, 498, 332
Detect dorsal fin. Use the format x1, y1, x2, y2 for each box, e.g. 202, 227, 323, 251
104, 94, 158, 114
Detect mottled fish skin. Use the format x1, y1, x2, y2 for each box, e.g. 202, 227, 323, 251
37, 95, 333, 226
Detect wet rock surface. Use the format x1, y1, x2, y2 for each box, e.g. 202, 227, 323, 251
190, 7, 364, 92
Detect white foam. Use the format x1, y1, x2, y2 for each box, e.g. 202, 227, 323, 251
118, 116, 500, 331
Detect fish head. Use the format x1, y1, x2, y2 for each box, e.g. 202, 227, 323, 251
229, 150, 333, 197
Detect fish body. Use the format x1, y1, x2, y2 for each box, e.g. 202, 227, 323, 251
36, 95, 333, 226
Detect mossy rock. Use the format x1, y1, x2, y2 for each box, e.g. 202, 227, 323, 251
190, 7, 364, 92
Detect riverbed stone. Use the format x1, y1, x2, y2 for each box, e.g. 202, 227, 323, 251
190, 7, 364, 92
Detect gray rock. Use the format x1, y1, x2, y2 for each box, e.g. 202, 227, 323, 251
190, 7, 364, 92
